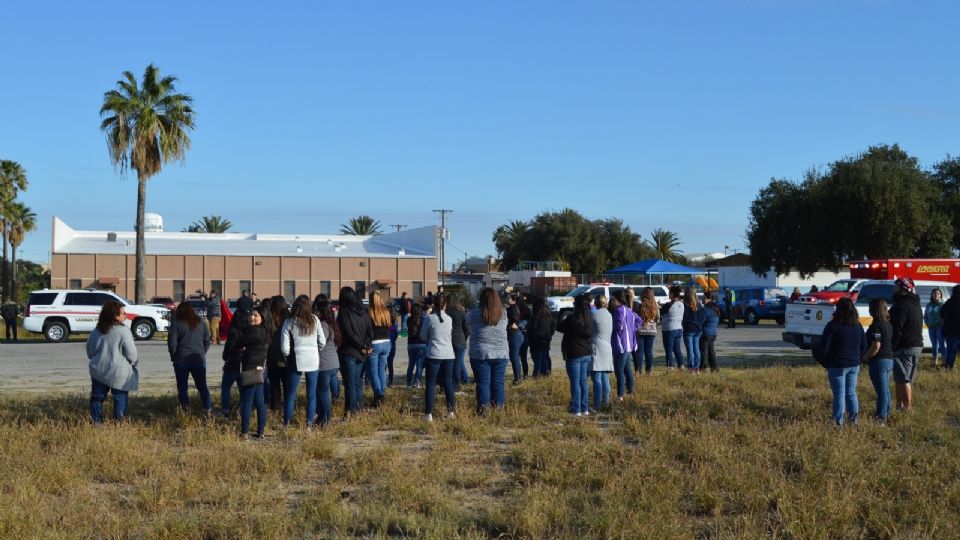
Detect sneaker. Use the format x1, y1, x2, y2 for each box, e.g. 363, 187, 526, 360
447, 411, 456, 419
423, 413, 433, 422
574, 412, 582, 417
582, 410, 591, 417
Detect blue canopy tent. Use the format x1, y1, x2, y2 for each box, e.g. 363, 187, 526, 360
607, 259, 714, 287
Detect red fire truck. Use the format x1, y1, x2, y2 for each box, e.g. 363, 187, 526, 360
795, 259, 960, 305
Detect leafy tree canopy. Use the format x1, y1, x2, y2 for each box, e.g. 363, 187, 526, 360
340, 215, 382, 236
183, 215, 232, 233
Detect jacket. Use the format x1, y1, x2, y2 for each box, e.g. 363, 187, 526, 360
941, 296, 960, 338
924, 301, 944, 330
660, 300, 684, 332
890, 292, 923, 350
558, 312, 593, 360
448, 308, 470, 347
281, 315, 326, 372
682, 305, 707, 334
467, 308, 509, 360
337, 305, 373, 362
701, 305, 720, 337
222, 325, 245, 372
206, 297, 222, 317
87, 324, 139, 391
422, 310, 455, 359
527, 312, 556, 350
591, 308, 614, 371
506, 304, 521, 334
167, 320, 211, 364
611, 305, 641, 356
237, 325, 269, 371
819, 320, 867, 368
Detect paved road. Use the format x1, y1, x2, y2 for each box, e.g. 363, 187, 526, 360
0, 323, 804, 394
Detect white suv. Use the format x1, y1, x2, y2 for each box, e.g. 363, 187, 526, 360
24, 289, 171, 342
546, 284, 670, 316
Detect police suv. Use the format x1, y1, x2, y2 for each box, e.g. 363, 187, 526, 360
23, 289, 171, 342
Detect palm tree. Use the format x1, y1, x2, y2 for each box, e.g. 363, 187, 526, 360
0, 160, 28, 301
183, 215, 233, 233
340, 215, 382, 235
491, 220, 529, 270
647, 228, 684, 263
7, 202, 36, 302
100, 64, 195, 303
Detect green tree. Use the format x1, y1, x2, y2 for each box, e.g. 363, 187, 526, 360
7, 202, 36, 301
492, 220, 530, 271
931, 155, 960, 250
0, 160, 28, 301
646, 228, 684, 263
339, 215, 382, 235
100, 64, 195, 303
183, 215, 233, 233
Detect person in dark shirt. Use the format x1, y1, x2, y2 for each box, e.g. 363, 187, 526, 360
237, 309, 269, 438
863, 298, 894, 422
558, 294, 594, 417
506, 294, 524, 385
235, 290, 254, 314
940, 284, 960, 370
818, 297, 866, 426
889, 277, 923, 412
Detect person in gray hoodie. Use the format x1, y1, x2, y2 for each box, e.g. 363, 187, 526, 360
591, 295, 614, 410
87, 301, 139, 424
167, 301, 212, 413
421, 294, 456, 421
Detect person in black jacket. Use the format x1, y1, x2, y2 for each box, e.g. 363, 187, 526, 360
167, 302, 212, 413
237, 309, 269, 438
818, 297, 867, 425
447, 293, 470, 391
889, 277, 923, 411
527, 298, 556, 377
558, 294, 594, 416
265, 296, 289, 411
506, 294, 524, 385
337, 287, 373, 416
940, 284, 960, 370
219, 311, 249, 416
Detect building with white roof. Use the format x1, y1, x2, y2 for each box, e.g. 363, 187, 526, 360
50, 217, 438, 301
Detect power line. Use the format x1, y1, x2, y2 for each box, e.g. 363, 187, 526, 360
432, 209, 453, 288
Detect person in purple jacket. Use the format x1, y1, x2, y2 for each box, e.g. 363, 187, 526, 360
610, 290, 641, 400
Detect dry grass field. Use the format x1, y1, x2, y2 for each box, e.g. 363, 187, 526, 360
2, 356, 959, 539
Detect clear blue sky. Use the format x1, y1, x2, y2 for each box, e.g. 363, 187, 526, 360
3, 1, 958, 267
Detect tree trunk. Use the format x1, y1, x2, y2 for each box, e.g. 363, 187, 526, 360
1, 221, 8, 302
135, 175, 147, 304
10, 243, 17, 303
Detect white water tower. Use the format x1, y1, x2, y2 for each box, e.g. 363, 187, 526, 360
143, 213, 164, 232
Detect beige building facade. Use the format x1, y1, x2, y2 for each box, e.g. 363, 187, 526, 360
50, 218, 438, 301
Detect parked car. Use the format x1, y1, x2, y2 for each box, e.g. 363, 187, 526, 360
23, 289, 171, 342
185, 298, 208, 318
718, 287, 788, 325
149, 296, 176, 310
546, 284, 670, 317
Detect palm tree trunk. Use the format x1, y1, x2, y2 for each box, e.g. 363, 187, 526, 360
1, 221, 8, 302
135, 176, 147, 304
10, 243, 17, 303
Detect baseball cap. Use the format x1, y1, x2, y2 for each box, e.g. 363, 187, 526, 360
894, 277, 915, 291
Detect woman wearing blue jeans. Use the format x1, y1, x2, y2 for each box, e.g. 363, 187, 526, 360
637, 288, 660, 374
365, 291, 393, 407
336, 287, 374, 416
924, 288, 946, 368
406, 304, 428, 387
558, 294, 594, 416
681, 286, 706, 373
817, 297, 866, 425
660, 286, 685, 369
315, 302, 342, 426
863, 298, 894, 422
467, 288, 510, 415
941, 284, 960, 370
237, 310, 269, 438
421, 294, 456, 421
280, 295, 326, 426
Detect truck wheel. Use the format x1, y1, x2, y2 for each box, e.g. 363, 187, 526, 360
745, 309, 759, 325
44, 321, 69, 342
132, 319, 156, 340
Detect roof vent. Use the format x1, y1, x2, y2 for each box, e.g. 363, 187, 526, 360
107, 232, 117, 242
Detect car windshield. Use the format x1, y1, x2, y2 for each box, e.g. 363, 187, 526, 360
119, 296, 133, 305
824, 280, 855, 292
855, 284, 894, 305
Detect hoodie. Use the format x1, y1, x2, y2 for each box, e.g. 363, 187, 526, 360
889, 291, 923, 350
337, 293, 374, 362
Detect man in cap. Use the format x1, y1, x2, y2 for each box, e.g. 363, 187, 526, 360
889, 277, 922, 411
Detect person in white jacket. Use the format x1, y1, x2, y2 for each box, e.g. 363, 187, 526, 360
280, 295, 326, 426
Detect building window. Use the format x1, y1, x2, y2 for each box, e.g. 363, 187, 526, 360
354, 281, 366, 298
283, 281, 296, 302
239, 280, 251, 296
319, 280, 331, 298
69, 279, 82, 289
210, 280, 223, 296
173, 280, 185, 302
412, 281, 423, 299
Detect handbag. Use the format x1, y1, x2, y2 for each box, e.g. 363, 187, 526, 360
240, 366, 265, 386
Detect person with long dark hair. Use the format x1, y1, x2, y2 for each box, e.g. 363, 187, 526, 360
637, 288, 660, 374
421, 294, 456, 421
699, 292, 721, 372
468, 288, 509, 414
265, 296, 289, 410
818, 297, 866, 425
86, 301, 138, 424
506, 293, 524, 385
446, 293, 470, 391
611, 290, 640, 399
237, 309, 269, 438
559, 294, 594, 416
365, 290, 392, 406
527, 297, 556, 377
280, 295, 326, 426
256, 299, 275, 408
315, 300, 341, 426
863, 298, 894, 422
167, 301, 212, 413
518, 298, 531, 379
220, 310, 250, 416
941, 284, 960, 370
924, 288, 946, 368
406, 303, 428, 388
625, 288, 641, 372
337, 287, 373, 415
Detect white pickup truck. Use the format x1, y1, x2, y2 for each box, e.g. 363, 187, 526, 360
782, 279, 953, 351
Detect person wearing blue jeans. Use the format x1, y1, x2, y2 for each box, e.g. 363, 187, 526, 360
942, 284, 960, 370
220, 370, 242, 415
508, 329, 524, 384
863, 298, 895, 421
365, 340, 390, 404
819, 297, 866, 426
90, 379, 128, 424
681, 287, 706, 372
315, 368, 339, 426
613, 352, 634, 397
558, 293, 594, 416
827, 366, 860, 425
453, 343, 468, 390
924, 288, 945, 367
239, 383, 266, 436
660, 289, 685, 369
424, 358, 457, 417
283, 370, 318, 426
565, 355, 591, 415
173, 362, 212, 412
406, 343, 427, 387
867, 359, 893, 420
387, 324, 398, 386
340, 356, 364, 414
662, 329, 683, 368
591, 363, 611, 410
683, 332, 702, 370
471, 357, 508, 413
638, 335, 656, 373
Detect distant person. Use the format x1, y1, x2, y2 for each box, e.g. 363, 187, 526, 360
923, 288, 946, 368
399, 292, 411, 336
420, 294, 456, 422
237, 308, 269, 438
610, 290, 640, 400
220, 310, 249, 416
809, 285, 819, 293
167, 301, 212, 414
682, 286, 706, 373
2, 300, 19, 341
406, 304, 428, 388
941, 284, 960, 370
250, 292, 259, 305
700, 292, 721, 372
817, 297, 866, 425
280, 295, 325, 426
527, 297, 556, 377
256, 300, 277, 409
723, 287, 736, 329
889, 277, 923, 411
789, 287, 802, 302
637, 288, 660, 374
518, 298, 532, 379
591, 295, 614, 410
365, 290, 393, 407
236, 289, 254, 314
265, 296, 290, 410
447, 293, 470, 391
626, 288, 642, 372
661, 286, 685, 369
387, 308, 399, 386
206, 290, 223, 345
337, 287, 373, 416
505, 294, 524, 385
558, 294, 594, 417
862, 298, 894, 422
315, 300, 341, 426
467, 288, 509, 415
86, 301, 139, 424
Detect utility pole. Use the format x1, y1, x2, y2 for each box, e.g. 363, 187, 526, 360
389, 224, 406, 233
432, 209, 453, 289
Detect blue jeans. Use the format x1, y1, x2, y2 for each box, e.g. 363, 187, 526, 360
340, 356, 364, 413
471, 357, 508, 413
406, 344, 427, 386
365, 341, 390, 399
532, 348, 551, 376
613, 351, 635, 397
827, 366, 860, 425
401, 313, 409, 334
638, 334, 656, 372
508, 331, 524, 382
868, 359, 893, 420
239, 384, 266, 435
565, 356, 591, 414
946, 335, 960, 369
425, 358, 457, 415
315, 368, 339, 425
929, 327, 946, 359
284, 370, 319, 426
90, 378, 128, 424
220, 370, 242, 413
684, 331, 702, 370
663, 329, 683, 368
173, 361, 212, 411
591, 370, 611, 409
453, 343, 468, 388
